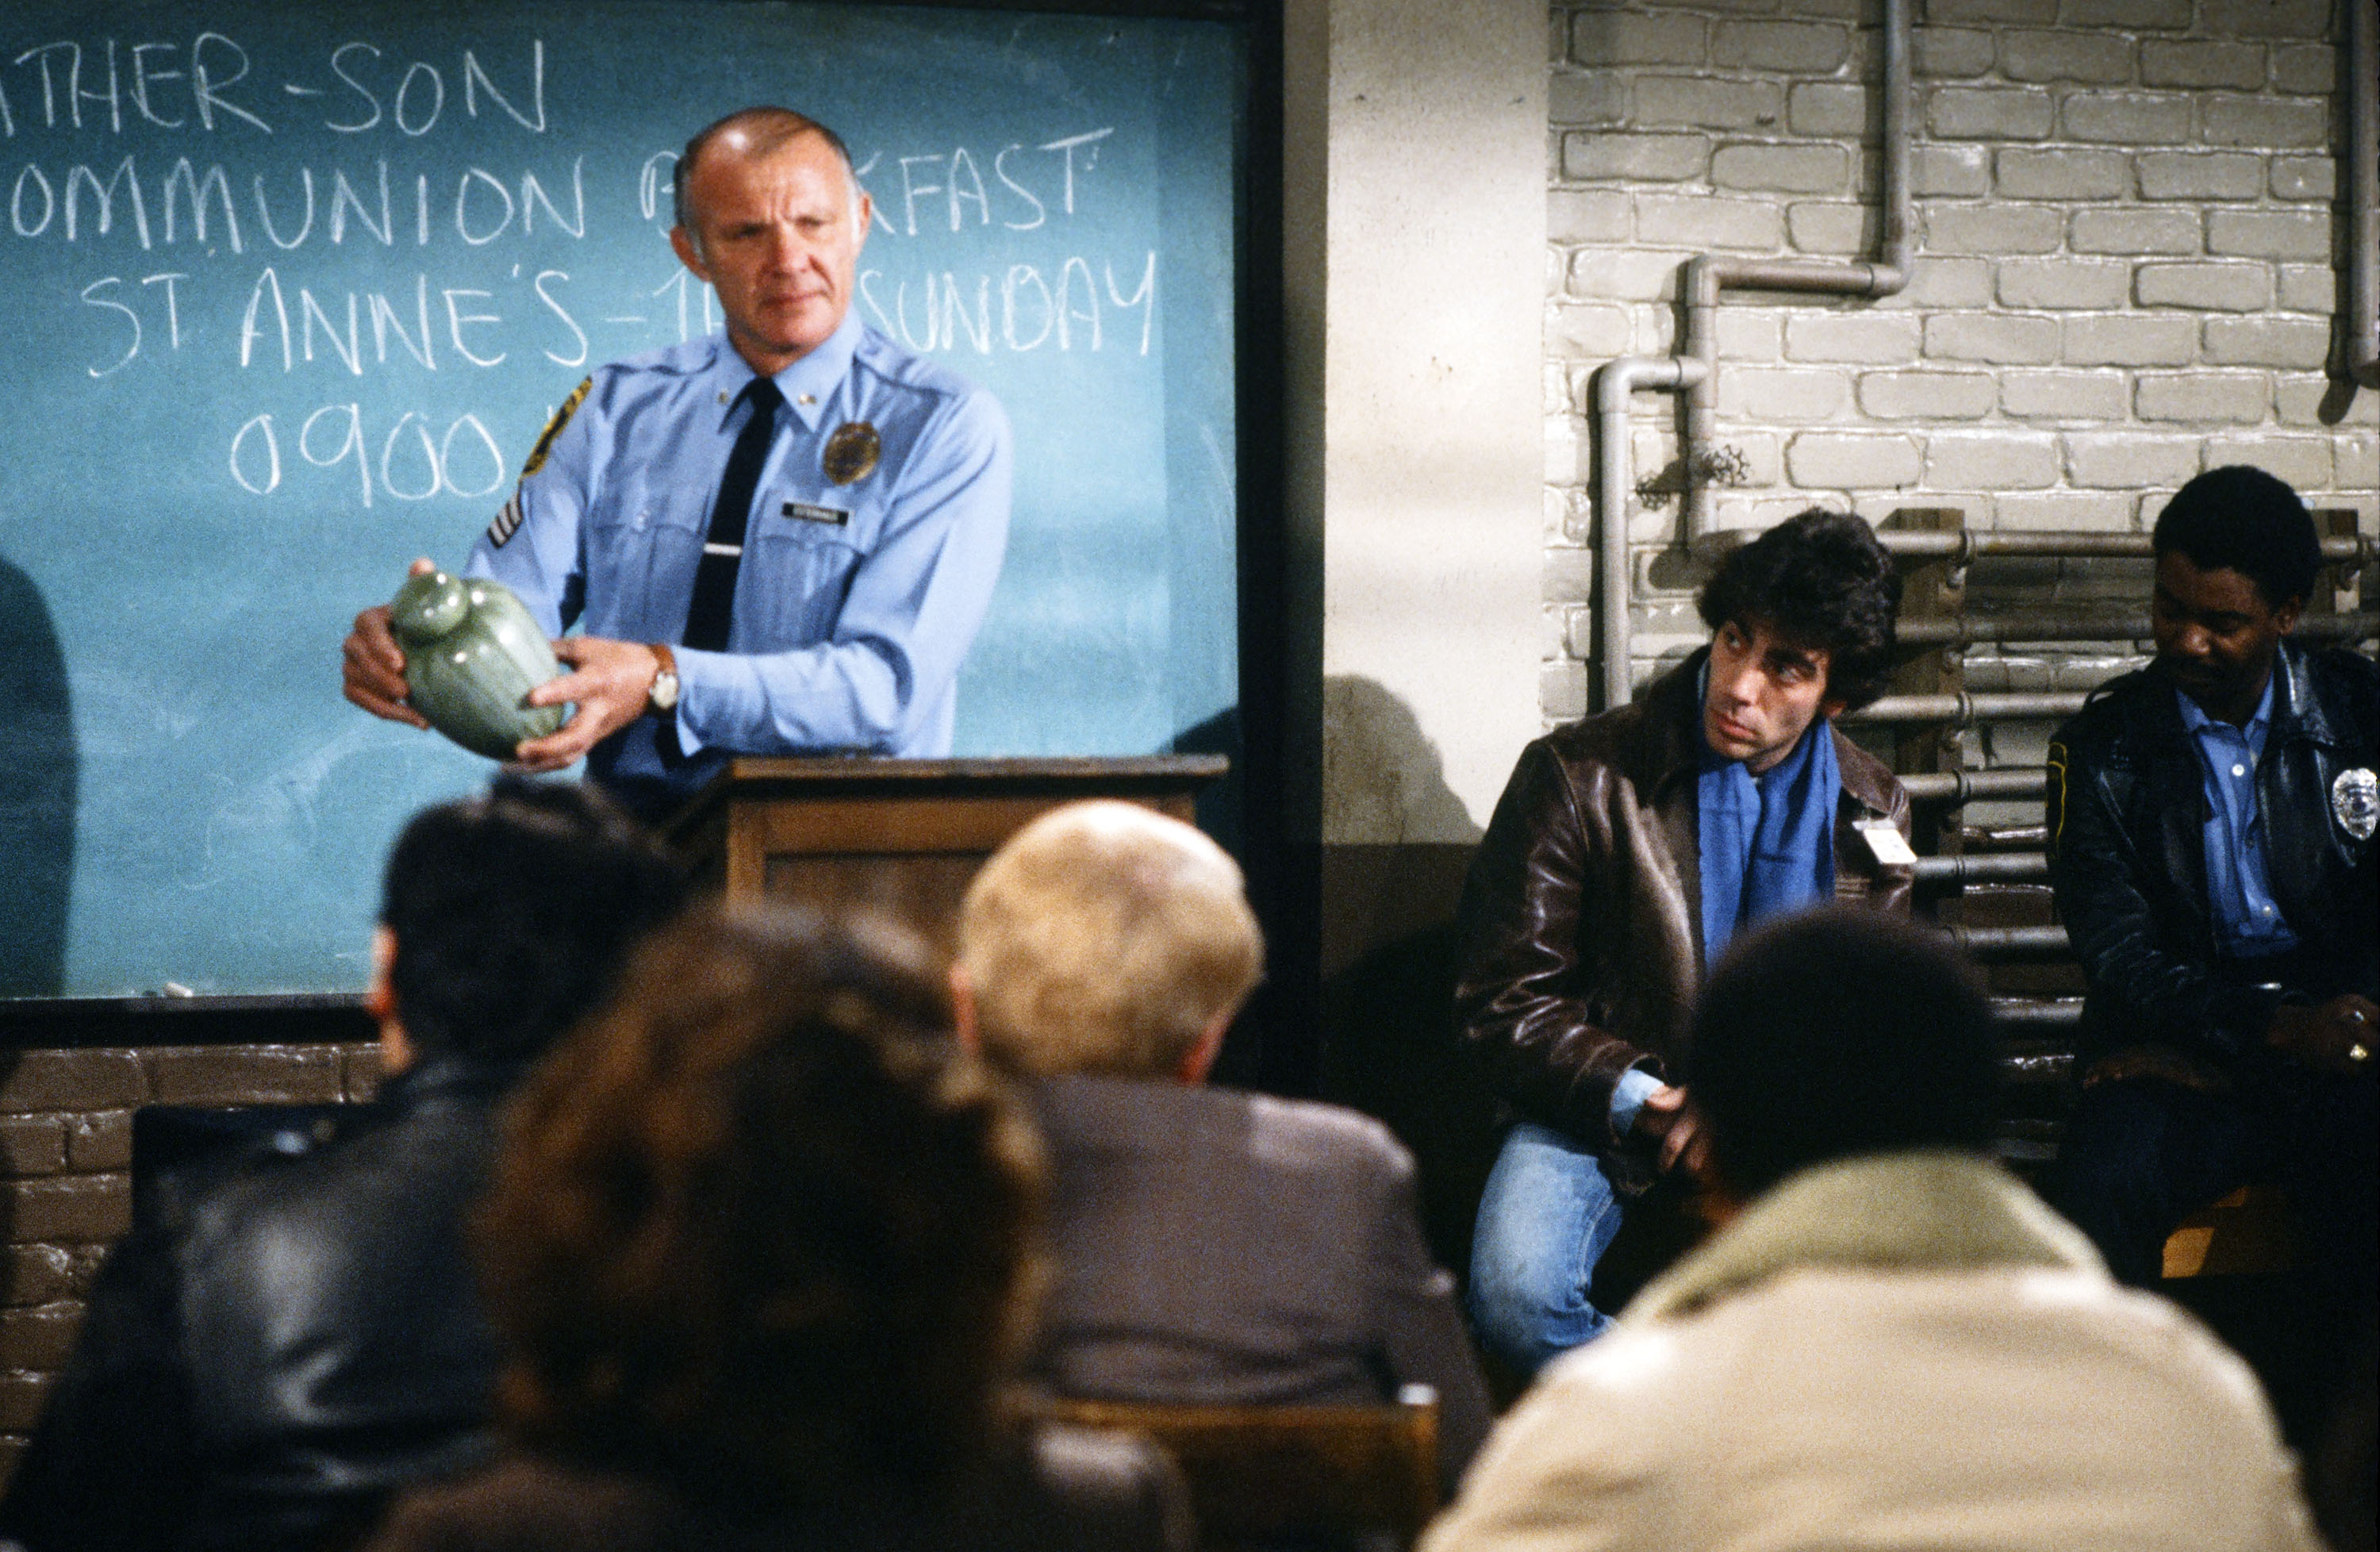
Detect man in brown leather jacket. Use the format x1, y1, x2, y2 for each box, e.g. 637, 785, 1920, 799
1455, 509, 1913, 1374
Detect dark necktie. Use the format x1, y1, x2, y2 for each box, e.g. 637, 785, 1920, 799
681, 376, 783, 652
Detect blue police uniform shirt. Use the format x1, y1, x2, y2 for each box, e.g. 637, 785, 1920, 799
2175, 672, 2300, 958
465, 307, 1012, 805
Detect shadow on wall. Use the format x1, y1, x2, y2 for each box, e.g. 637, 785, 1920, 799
0, 554, 75, 997
1319, 675, 1481, 851
1315, 676, 1505, 1281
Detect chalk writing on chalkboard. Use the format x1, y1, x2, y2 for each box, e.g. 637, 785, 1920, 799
7, 36, 1162, 502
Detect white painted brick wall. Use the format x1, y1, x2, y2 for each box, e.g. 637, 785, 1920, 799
1543, 0, 2378, 718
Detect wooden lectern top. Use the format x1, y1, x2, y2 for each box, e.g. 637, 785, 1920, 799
661, 755, 1230, 952
670, 755, 1227, 809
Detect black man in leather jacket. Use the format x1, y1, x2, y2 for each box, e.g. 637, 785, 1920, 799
2045, 467, 2376, 1302
0, 782, 683, 1552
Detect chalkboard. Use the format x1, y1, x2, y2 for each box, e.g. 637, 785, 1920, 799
0, 0, 1244, 998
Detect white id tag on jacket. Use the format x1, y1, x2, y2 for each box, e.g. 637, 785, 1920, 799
1856, 820, 1917, 868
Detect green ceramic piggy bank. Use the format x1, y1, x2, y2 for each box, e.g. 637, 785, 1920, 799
389, 570, 566, 760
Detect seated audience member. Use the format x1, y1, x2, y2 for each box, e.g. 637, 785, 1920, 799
2046, 467, 2376, 1311
364, 905, 1190, 1552
954, 801, 1492, 1487
1422, 909, 2323, 1552
1456, 508, 1910, 1377
0, 781, 686, 1552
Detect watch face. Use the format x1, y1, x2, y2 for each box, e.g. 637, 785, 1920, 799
651, 670, 681, 713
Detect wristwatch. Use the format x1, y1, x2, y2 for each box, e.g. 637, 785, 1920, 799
647, 643, 681, 713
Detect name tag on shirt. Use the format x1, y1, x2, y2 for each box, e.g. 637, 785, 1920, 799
782, 501, 850, 528
1856, 819, 1917, 868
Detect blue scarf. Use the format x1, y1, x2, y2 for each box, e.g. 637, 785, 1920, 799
1698, 695, 1840, 968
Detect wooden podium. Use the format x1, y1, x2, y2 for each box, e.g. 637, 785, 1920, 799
663, 756, 1229, 951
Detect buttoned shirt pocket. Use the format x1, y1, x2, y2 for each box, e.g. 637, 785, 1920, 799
586, 474, 712, 638
743, 502, 869, 649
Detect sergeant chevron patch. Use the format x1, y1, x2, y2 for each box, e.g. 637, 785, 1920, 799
486, 490, 524, 548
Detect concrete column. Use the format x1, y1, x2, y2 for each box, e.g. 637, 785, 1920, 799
1284, 0, 1543, 1247
1285, 0, 1547, 973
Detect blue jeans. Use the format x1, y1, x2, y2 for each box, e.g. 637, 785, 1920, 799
1466, 1121, 1626, 1376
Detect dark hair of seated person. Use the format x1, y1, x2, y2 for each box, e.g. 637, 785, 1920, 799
2150, 463, 2322, 612
470, 904, 1047, 1520
381, 775, 688, 1066
1697, 506, 1904, 713
1689, 907, 2000, 1200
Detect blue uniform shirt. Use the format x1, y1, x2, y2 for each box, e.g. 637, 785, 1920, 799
2176, 673, 2300, 958
466, 307, 1012, 805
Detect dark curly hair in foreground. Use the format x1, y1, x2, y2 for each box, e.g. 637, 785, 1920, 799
381, 778, 685, 1066
475, 905, 1045, 1516
1691, 908, 1998, 1200
1698, 508, 1902, 712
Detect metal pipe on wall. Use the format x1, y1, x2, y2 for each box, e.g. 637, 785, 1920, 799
1899, 769, 2050, 803
1681, 0, 1912, 541
1876, 531, 2373, 564
1843, 691, 2091, 725
1594, 355, 1709, 710
1994, 1000, 2084, 1031
1952, 924, 2075, 958
2350, 0, 2378, 389
1914, 852, 2050, 884
1895, 611, 2379, 645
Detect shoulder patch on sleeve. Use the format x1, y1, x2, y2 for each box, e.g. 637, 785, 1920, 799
520, 376, 593, 479
486, 489, 524, 549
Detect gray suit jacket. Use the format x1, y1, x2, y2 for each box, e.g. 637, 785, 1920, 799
1023, 1076, 1493, 1487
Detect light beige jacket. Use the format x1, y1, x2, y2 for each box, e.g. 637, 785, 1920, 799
1423, 1152, 2321, 1552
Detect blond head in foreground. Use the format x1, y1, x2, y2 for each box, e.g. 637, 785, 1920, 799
956, 801, 1261, 1081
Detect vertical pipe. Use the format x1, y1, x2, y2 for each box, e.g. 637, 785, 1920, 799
2350, 0, 2378, 388
1681, 0, 1913, 540
1595, 356, 1708, 710
1682, 259, 1724, 544
1873, 0, 1912, 286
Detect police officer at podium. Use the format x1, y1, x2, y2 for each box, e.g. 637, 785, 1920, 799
343, 107, 1012, 818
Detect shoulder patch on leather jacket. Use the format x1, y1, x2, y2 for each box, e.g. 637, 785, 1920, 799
2045, 740, 2069, 855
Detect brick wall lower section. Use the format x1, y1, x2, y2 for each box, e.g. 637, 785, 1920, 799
0, 1044, 383, 1485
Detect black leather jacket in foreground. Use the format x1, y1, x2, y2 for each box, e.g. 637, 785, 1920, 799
0, 1055, 518, 1552
2046, 641, 2380, 1074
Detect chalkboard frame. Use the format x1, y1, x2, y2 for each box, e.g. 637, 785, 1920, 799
0, 0, 1292, 1061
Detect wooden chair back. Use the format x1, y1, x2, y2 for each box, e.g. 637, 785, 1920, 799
1035, 1391, 1441, 1550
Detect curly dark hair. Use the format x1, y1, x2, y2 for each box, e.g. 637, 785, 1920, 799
1697, 508, 1902, 711
380, 778, 685, 1066
474, 905, 1045, 1516
2152, 465, 2321, 612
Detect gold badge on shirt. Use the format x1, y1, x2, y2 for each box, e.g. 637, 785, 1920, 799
823, 421, 881, 486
